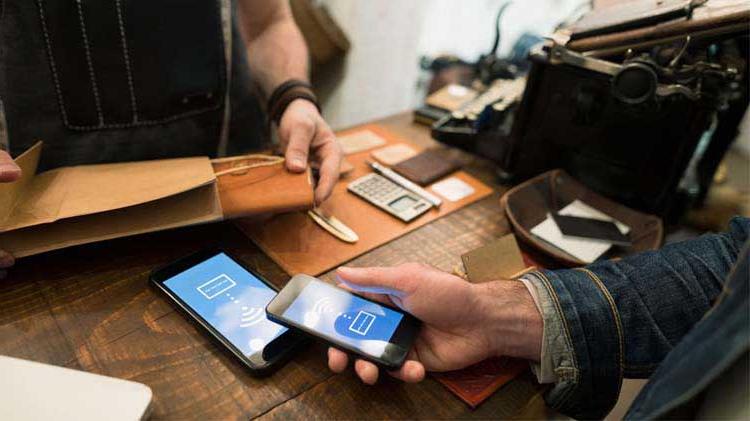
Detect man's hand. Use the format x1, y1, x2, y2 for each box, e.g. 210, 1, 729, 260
237, 0, 340, 202
327, 263, 543, 385
0, 150, 21, 278
278, 99, 341, 204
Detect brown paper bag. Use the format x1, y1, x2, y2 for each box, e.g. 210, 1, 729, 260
0, 142, 314, 258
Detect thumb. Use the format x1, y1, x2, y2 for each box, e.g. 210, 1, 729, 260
0, 150, 21, 182
335, 265, 417, 297
282, 118, 314, 173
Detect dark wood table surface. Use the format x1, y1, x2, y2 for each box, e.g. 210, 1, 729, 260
0, 113, 547, 419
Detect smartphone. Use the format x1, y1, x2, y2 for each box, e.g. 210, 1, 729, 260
551, 213, 632, 246
150, 249, 307, 376
266, 274, 421, 370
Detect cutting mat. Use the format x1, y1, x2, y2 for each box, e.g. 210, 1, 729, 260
236, 124, 493, 275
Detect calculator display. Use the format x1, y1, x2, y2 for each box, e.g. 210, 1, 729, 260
389, 196, 417, 212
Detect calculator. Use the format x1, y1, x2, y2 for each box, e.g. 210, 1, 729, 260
348, 173, 432, 222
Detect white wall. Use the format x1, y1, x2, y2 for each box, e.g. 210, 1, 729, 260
317, 0, 430, 129
417, 0, 584, 60
319, 0, 586, 130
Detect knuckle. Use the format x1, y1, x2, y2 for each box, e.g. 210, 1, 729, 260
330, 139, 343, 156
360, 266, 381, 279
297, 116, 316, 133
277, 124, 292, 142
288, 143, 308, 156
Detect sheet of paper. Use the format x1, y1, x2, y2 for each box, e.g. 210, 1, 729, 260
337, 130, 386, 155
431, 177, 475, 202
1, 141, 216, 232
530, 200, 629, 263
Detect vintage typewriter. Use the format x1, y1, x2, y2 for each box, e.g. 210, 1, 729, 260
435, 0, 749, 221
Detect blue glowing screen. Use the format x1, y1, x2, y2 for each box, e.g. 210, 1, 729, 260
282, 279, 403, 357
163, 253, 287, 356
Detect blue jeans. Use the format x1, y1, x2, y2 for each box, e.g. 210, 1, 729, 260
524, 217, 749, 418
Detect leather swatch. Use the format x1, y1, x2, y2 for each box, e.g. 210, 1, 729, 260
391, 148, 460, 186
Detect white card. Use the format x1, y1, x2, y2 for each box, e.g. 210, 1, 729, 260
431, 177, 475, 202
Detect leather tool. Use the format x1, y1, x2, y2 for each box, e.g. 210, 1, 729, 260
307, 208, 359, 243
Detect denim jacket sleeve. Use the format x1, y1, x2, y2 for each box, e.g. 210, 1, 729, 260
522, 216, 750, 419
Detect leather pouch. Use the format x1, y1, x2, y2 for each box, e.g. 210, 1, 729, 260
212, 155, 313, 218
391, 148, 460, 186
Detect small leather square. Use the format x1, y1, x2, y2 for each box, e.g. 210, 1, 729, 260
391, 149, 460, 186
461, 234, 525, 283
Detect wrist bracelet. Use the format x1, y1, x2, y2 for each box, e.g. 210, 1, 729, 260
267, 79, 320, 125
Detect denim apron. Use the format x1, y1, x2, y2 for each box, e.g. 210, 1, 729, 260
1, 0, 267, 170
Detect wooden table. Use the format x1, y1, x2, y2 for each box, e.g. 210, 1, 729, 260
0, 113, 546, 419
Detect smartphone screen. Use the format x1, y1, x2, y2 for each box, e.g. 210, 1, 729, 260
152, 251, 304, 373
267, 275, 419, 368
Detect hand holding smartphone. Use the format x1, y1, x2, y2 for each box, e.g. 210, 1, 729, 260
267, 274, 421, 369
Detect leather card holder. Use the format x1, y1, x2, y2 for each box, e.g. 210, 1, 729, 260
391, 148, 460, 186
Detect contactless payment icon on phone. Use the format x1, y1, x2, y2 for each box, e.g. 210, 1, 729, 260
267, 275, 421, 369
151, 250, 307, 375
348, 311, 376, 335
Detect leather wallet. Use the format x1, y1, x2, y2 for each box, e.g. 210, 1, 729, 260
391, 148, 460, 186
213, 157, 314, 219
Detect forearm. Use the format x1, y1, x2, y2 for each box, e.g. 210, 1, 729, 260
238, 0, 309, 97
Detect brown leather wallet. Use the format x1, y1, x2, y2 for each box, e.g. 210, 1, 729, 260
213, 157, 314, 219
391, 148, 460, 186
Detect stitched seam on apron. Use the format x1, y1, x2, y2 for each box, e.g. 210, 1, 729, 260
63, 107, 224, 130
115, 0, 138, 123
216, 0, 232, 157
36, 0, 225, 131
75, 0, 104, 126
36, 0, 72, 128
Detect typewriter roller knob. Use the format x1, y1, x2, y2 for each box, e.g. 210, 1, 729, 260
611, 61, 658, 105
